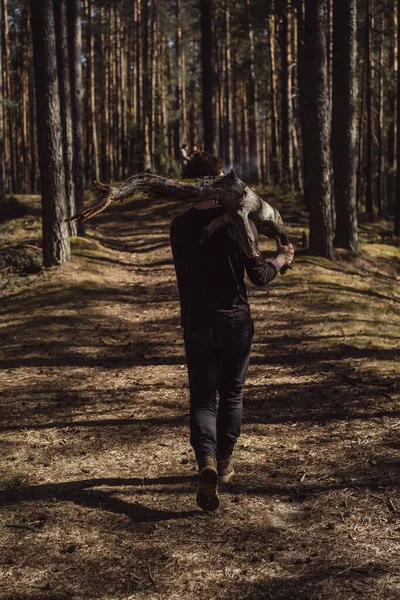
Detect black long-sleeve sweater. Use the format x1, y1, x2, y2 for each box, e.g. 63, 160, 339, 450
170, 206, 277, 329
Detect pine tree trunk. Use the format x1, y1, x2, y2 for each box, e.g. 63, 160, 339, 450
212, 15, 220, 156
365, 0, 374, 217
109, 10, 116, 177
122, 26, 128, 176
85, 0, 99, 183
136, 0, 142, 170
188, 38, 198, 151
151, 4, 158, 171
327, 0, 333, 114
142, 0, 151, 171
114, 4, 122, 180
175, 0, 187, 160
7, 0, 17, 192
279, 0, 293, 187
5, 0, 17, 192
376, 12, 384, 215
126, 7, 133, 174
100, 6, 110, 179
387, 1, 397, 213
67, 0, 85, 236
201, 0, 214, 153
268, 6, 280, 185
395, 0, 400, 234
166, 38, 174, 159
291, 6, 302, 192
356, 59, 366, 212
246, 0, 260, 183
20, 9, 30, 193
1, 0, 11, 192
296, 0, 307, 203
303, 0, 333, 258
54, 0, 75, 235
30, 0, 71, 266
28, 6, 37, 193
0, 0, 5, 208
332, 0, 358, 251
224, 1, 234, 170
292, 127, 303, 192
217, 26, 224, 158
232, 17, 239, 171
242, 79, 250, 179
160, 36, 170, 166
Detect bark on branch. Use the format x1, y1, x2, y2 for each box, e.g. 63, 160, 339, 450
67, 170, 289, 258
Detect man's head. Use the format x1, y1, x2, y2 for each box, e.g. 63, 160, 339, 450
184, 152, 224, 178
182, 143, 188, 149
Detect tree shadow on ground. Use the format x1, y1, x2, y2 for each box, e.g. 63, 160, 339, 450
215, 567, 394, 600
87, 195, 188, 255
0, 475, 198, 523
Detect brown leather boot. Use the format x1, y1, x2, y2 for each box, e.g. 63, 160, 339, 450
196, 456, 219, 511
217, 457, 235, 483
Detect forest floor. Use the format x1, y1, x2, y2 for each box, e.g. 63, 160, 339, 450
0, 188, 399, 600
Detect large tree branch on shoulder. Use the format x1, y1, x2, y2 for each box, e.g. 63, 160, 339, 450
67, 170, 291, 260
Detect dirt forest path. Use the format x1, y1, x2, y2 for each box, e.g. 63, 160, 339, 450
1, 192, 400, 600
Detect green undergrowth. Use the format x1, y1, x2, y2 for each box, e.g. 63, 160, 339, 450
0, 199, 43, 287
70, 235, 111, 260
362, 241, 400, 260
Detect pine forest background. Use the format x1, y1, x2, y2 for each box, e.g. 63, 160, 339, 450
0, 0, 399, 266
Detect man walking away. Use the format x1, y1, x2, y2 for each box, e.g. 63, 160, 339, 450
170, 154, 294, 511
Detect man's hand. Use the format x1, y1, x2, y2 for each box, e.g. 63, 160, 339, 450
272, 239, 295, 273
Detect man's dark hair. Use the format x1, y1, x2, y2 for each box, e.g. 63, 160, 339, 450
183, 151, 224, 178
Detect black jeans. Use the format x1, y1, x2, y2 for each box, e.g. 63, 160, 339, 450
183, 316, 254, 462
